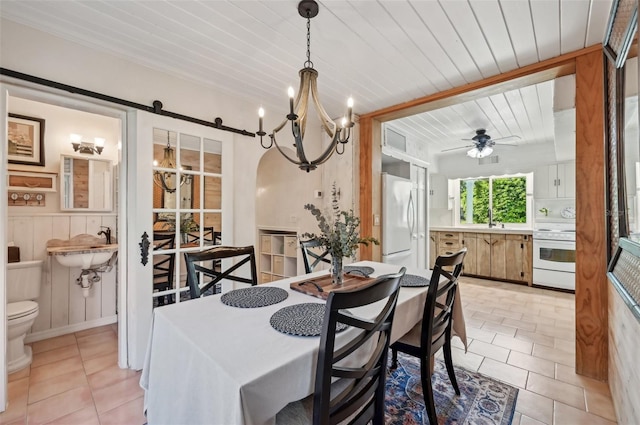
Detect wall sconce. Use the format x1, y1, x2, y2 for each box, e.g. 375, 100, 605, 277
71, 134, 105, 155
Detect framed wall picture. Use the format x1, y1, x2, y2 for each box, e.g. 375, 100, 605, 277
7, 113, 46, 166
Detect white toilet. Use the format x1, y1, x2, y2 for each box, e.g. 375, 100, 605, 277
7, 260, 43, 373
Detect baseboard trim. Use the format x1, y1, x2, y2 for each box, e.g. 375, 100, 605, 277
25, 316, 117, 343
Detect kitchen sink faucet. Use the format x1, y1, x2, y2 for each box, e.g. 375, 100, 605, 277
488, 208, 496, 228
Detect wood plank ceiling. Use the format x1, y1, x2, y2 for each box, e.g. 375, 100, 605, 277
0, 0, 612, 154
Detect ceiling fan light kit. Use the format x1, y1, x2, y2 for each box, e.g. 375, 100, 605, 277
442, 128, 520, 158
467, 146, 493, 159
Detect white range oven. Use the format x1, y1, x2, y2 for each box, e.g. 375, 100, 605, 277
533, 225, 576, 291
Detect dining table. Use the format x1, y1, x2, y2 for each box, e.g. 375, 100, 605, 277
140, 261, 467, 425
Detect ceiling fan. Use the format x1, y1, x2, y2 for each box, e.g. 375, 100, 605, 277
442, 129, 521, 158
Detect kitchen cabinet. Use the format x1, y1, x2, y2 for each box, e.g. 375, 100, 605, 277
505, 234, 533, 284
490, 234, 506, 280
461, 233, 477, 275
429, 231, 437, 269
429, 173, 451, 210
476, 234, 492, 277
436, 231, 462, 257
534, 162, 576, 199
433, 230, 532, 284
259, 230, 297, 283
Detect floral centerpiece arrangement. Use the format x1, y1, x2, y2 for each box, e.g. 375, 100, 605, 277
302, 184, 378, 284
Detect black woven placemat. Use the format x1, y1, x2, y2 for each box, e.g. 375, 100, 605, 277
400, 274, 430, 287
220, 286, 288, 308
270, 303, 349, 336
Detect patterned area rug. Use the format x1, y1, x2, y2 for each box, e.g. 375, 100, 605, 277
385, 352, 518, 425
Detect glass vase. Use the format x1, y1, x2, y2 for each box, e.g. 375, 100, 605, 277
331, 256, 344, 285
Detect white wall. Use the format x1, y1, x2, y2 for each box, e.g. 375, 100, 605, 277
8, 97, 120, 213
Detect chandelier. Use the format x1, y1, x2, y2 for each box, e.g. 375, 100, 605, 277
257, 0, 354, 173
153, 131, 192, 193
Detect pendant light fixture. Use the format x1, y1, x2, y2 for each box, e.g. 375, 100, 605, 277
153, 131, 192, 193
257, 0, 354, 172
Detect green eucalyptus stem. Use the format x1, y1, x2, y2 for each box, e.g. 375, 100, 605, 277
302, 183, 379, 261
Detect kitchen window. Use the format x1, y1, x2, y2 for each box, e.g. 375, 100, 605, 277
457, 173, 532, 227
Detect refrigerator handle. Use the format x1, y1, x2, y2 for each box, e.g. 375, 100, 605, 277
408, 192, 416, 236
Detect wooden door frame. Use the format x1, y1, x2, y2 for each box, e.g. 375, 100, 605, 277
358, 44, 608, 380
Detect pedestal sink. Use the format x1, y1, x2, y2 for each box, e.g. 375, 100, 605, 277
47, 244, 118, 269
47, 234, 119, 297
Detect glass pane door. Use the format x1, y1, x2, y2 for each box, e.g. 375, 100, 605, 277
151, 129, 222, 307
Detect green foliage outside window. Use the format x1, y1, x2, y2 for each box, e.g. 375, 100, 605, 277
492, 177, 526, 223
460, 176, 527, 224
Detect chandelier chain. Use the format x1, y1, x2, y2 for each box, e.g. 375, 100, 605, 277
305, 13, 313, 68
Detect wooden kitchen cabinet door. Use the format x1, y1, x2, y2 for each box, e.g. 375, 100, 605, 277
522, 235, 533, 285
477, 234, 492, 277
462, 233, 477, 275
429, 231, 437, 269
490, 234, 506, 279
505, 234, 524, 281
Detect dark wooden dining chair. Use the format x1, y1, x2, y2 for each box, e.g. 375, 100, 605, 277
300, 239, 331, 273
390, 248, 467, 425
184, 245, 258, 299
277, 267, 406, 425
153, 232, 176, 306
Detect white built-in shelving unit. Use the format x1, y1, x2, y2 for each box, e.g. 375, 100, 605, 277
258, 229, 297, 283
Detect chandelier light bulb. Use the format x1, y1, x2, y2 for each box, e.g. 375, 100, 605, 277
258, 107, 265, 133
288, 87, 295, 115
347, 97, 354, 108
70, 134, 82, 143
153, 160, 159, 167
94, 137, 105, 148
341, 117, 347, 128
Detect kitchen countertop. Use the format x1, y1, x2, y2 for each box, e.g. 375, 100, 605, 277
430, 226, 533, 235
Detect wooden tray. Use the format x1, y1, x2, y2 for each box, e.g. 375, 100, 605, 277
290, 273, 376, 300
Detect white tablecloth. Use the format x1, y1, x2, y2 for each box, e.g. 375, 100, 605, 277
140, 261, 466, 425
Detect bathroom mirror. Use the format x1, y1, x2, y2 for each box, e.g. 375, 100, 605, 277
60, 154, 113, 211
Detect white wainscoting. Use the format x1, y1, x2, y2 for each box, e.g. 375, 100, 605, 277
7, 214, 118, 342
609, 284, 640, 425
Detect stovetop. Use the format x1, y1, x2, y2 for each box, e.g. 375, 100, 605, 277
533, 228, 576, 242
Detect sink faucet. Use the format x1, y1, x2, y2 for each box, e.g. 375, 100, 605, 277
98, 226, 112, 244
488, 208, 495, 228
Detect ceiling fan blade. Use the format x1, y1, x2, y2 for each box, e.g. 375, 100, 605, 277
491, 135, 521, 142
494, 142, 518, 147
441, 144, 474, 152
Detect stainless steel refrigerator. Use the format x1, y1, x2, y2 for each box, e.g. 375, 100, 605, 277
381, 173, 415, 266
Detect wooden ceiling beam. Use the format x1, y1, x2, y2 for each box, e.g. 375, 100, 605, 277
360, 44, 603, 123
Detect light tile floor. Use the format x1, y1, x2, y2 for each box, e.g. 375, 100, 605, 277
0, 323, 145, 425
446, 276, 617, 425
0, 276, 617, 424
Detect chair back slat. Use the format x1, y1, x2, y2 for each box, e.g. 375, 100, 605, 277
153, 233, 176, 305
419, 248, 467, 358
300, 239, 331, 273
313, 268, 405, 425
184, 245, 258, 299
